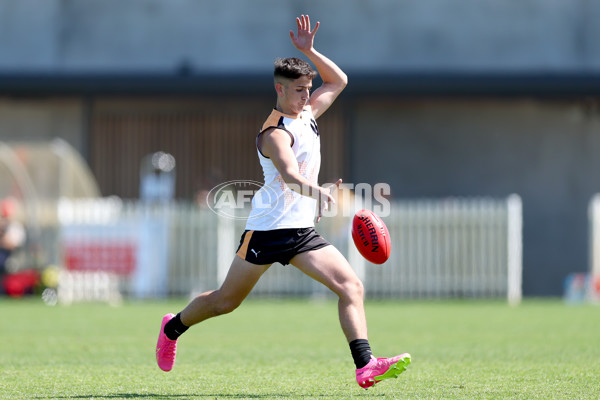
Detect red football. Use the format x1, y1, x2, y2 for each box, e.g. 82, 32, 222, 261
351, 209, 391, 264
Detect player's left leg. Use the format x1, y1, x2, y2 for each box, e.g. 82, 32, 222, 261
156, 256, 271, 372
290, 245, 410, 389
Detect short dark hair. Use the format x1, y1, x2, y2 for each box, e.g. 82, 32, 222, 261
274, 57, 317, 80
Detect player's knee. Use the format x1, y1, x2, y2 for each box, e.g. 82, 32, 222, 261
339, 278, 364, 302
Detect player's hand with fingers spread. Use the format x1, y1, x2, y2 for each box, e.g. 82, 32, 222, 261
289, 14, 320, 54
317, 179, 342, 223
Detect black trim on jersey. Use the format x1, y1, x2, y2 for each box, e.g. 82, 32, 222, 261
310, 118, 319, 136
256, 116, 295, 159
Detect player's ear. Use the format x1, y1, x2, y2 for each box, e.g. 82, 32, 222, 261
275, 82, 285, 97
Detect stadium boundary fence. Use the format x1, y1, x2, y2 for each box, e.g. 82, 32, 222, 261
54, 195, 522, 304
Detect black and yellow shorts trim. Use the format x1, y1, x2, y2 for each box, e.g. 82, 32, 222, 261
236, 227, 331, 265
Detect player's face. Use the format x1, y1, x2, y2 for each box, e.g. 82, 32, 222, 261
282, 76, 312, 115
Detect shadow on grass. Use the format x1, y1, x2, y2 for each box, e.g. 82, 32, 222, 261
34, 395, 264, 399
37, 396, 194, 399
34, 392, 387, 399
33, 396, 188, 399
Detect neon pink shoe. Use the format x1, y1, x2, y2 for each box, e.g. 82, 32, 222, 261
156, 313, 177, 371
356, 353, 411, 389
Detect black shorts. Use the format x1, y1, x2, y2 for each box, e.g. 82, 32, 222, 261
236, 227, 331, 265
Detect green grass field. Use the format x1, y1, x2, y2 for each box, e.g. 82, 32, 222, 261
1, 298, 599, 400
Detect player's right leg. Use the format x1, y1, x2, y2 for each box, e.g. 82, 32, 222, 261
156, 256, 271, 371
290, 245, 411, 388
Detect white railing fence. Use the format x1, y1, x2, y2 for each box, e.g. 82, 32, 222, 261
365, 195, 522, 303
54, 195, 522, 303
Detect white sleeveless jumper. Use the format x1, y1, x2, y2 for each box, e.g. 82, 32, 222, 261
245, 106, 321, 230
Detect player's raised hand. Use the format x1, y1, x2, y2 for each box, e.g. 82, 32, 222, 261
289, 14, 319, 53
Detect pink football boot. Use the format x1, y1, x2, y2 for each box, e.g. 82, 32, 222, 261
155, 313, 178, 371
356, 353, 411, 389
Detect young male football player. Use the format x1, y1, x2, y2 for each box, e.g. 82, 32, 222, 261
155, 14, 411, 389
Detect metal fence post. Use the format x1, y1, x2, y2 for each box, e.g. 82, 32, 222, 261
507, 194, 523, 306
217, 214, 235, 286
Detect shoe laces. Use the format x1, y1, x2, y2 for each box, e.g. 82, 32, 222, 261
375, 357, 390, 368
158, 338, 177, 357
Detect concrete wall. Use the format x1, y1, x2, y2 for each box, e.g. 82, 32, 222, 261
352, 97, 600, 296
1, 0, 600, 73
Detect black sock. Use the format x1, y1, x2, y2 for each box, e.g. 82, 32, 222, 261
349, 339, 373, 369
164, 313, 189, 340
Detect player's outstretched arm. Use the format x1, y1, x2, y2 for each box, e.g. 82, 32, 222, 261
290, 14, 347, 119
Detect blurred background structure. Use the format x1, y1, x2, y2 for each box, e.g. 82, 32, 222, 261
1, 0, 600, 299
